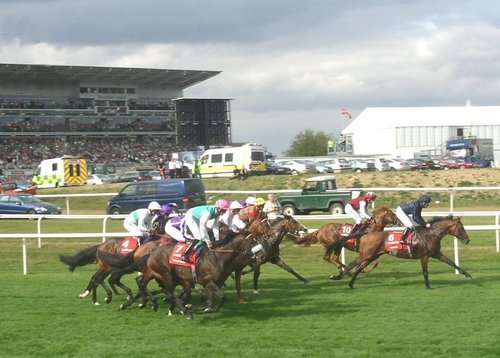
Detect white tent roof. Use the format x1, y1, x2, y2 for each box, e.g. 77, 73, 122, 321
342, 106, 500, 134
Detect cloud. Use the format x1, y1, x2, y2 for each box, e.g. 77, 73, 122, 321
1, 0, 500, 155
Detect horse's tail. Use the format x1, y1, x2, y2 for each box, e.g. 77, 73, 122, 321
293, 231, 318, 247
59, 245, 99, 272
97, 250, 135, 268
113, 254, 151, 277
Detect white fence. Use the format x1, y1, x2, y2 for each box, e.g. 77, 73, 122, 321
0, 211, 499, 275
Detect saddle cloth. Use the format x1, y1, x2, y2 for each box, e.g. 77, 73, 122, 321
340, 223, 354, 237
385, 231, 415, 251
120, 237, 139, 255
169, 242, 198, 267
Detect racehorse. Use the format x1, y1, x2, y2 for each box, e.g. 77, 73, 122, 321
245, 214, 309, 294
331, 216, 472, 289
132, 230, 266, 318
59, 230, 167, 305
291, 207, 399, 275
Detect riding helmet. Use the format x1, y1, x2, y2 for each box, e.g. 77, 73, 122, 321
419, 194, 432, 203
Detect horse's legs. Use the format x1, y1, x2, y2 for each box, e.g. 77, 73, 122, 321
325, 246, 346, 273
108, 271, 134, 302
432, 252, 472, 284
252, 263, 262, 294
271, 257, 310, 285
330, 258, 362, 280
348, 258, 377, 288
233, 269, 247, 304
420, 256, 431, 289
203, 282, 226, 313
154, 274, 193, 319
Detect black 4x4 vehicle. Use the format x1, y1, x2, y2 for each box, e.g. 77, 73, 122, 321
278, 176, 354, 215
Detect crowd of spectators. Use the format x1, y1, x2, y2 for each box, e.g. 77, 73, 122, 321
0, 137, 198, 169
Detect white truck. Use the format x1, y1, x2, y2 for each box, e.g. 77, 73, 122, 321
32, 156, 88, 188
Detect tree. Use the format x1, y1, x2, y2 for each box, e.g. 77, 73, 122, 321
285, 129, 332, 157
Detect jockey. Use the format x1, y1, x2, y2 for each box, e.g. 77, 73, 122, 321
220, 200, 246, 234
396, 194, 432, 244
143, 204, 173, 244
237, 197, 266, 225
181, 199, 230, 261
123, 201, 162, 245
344, 192, 377, 236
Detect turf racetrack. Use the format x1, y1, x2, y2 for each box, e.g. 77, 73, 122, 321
1, 231, 499, 358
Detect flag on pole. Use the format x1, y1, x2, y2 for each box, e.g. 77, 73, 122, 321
340, 108, 352, 119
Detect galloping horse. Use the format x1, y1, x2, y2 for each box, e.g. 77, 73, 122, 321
59, 230, 167, 305
133, 230, 266, 318
291, 207, 399, 275
246, 214, 309, 294
331, 216, 472, 289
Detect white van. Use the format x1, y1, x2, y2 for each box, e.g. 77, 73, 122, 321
315, 158, 352, 173
199, 143, 267, 178
365, 158, 391, 171
32, 156, 88, 188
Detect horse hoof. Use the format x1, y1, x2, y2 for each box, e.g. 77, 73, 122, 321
252, 290, 259, 294
138, 303, 145, 309
303, 280, 311, 285
329, 275, 339, 280
186, 314, 194, 320
93, 302, 100, 306
120, 304, 127, 310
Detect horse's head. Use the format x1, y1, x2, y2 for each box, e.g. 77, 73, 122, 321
449, 217, 470, 244
281, 214, 308, 239
372, 207, 399, 227
429, 216, 470, 244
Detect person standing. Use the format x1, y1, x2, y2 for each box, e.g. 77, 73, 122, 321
396, 195, 432, 244
157, 158, 167, 180
263, 193, 282, 223
192, 159, 202, 178
344, 192, 377, 236
123, 201, 162, 245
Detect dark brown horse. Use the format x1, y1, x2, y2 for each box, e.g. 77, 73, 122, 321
59, 231, 167, 305
133, 231, 266, 319
291, 207, 399, 275
99, 215, 273, 311
331, 216, 472, 289
245, 214, 309, 294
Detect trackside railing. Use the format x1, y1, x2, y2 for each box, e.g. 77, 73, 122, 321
0, 211, 498, 275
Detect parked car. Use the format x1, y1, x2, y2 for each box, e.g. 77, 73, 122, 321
348, 159, 376, 173
385, 159, 411, 171
266, 162, 293, 175
407, 159, 430, 170
273, 159, 318, 175
86, 174, 108, 185
107, 178, 206, 214
148, 170, 163, 180
0, 194, 62, 214
278, 175, 354, 215
0, 181, 37, 195
316, 158, 352, 173
439, 159, 475, 170
365, 158, 391, 171
106, 173, 119, 182
113, 171, 152, 183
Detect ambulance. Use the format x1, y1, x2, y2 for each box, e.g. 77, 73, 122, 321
32, 156, 88, 188
199, 143, 267, 178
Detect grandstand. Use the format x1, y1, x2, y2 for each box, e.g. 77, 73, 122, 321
0, 63, 231, 175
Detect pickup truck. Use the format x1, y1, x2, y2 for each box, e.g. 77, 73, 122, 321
278, 175, 355, 215
0, 181, 37, 195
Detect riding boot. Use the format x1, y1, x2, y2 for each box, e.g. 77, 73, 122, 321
350, 223, 360, 237
400, 227, 412, 245
182, 242, 195, 262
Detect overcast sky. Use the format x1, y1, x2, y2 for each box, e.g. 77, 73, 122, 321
1, 0, 499, 155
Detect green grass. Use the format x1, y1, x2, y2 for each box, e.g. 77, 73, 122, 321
1, 234, 500, 357
0, 172, 499, 357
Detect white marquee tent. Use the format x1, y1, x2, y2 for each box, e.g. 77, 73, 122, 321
341, 106, 500, 163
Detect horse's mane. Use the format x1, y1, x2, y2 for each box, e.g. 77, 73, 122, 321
427, 215, 454, 224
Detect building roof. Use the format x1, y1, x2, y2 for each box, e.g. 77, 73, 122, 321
0, 63, 220, 89
343, 106, 500, 134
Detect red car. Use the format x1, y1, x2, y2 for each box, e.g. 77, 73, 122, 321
440, 159, 474, 169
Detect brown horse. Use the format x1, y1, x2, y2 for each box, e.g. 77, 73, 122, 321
331, 216, 472, 289
100, 215, 273, 311
292, 207, 399, 275
133, 230, 266, 319
59, 231, 167, 305
245, 214, 309, 294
